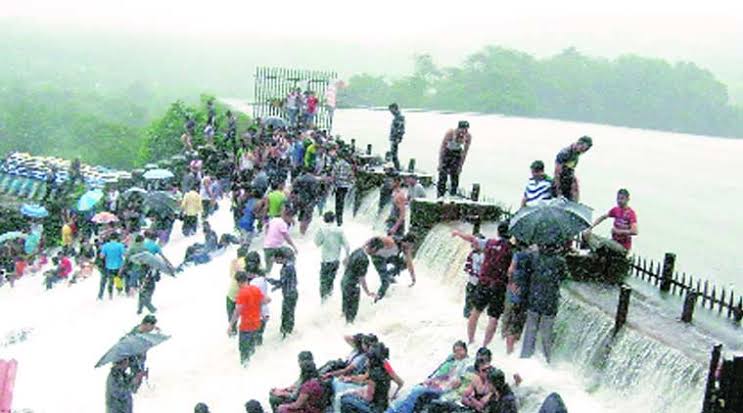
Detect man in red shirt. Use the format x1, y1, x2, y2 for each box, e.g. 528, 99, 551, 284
304, 91, 319, 127
228, 272, 270, 365
588, 188, 639, 252
454, 222, 513, 347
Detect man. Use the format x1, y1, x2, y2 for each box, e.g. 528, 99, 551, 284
304, 91, 318, 126
405, 175, 427, 202
388, 103, 405, 171
554, 135, 593, 202
437, 121, 472, 198
522, 160, 555, 207
267, 247, 299, 338
143, 230, 173, 269
386, 176, 407, 237
228, 247, 249, 335
119, 234, 147, 296
314, 211, 350, 300
263, 209, 299, 274
453, 221, 512, 347
184, 115, 196, 137
368, 234, 417, 301
125, 315, 160, 393
341, 241, 379, 323
105, 358, 143, 413
332, 148, 354, 226
587, 188, 639, 252
265, 182, 288, 220
286, 89, 300, 127
181, 186, 203, 236
137, 266, 161, 315
228, 272, 269, 365
291, 168, 320, 235
99, 233, 126, 300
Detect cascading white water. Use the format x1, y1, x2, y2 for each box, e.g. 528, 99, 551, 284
0, 189, 709, 412
417, 223, 707, 413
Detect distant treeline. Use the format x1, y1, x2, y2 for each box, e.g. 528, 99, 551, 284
338, 47, 743, 138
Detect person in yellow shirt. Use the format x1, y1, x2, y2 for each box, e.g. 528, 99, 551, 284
181, 188, 203, 236
227, 246, 248, 335
61, 222, 74, 255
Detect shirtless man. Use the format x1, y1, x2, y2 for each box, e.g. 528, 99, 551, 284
386, 176, 407, 237
437, 121, 472, 198
367, 233, 417, 301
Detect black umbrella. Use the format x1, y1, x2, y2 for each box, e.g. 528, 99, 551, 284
509, 197, 593, 245
95, 333, 170, 368
263, 116, 287, 129
143, 191, 179, 214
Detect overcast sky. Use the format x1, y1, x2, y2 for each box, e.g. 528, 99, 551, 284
3, 0, 743, 74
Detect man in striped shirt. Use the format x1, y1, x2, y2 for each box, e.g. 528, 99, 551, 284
521, 160, 555, 207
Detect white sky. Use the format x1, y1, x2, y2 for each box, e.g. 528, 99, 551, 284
3, 0, 743, 76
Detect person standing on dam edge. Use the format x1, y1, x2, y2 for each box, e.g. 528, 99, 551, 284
388, 103, 405, 171
437, 121, 472, 198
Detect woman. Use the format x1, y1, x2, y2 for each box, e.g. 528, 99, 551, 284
276, 356, 327, 413
341, 343, 393, 413
330, 335, 377, 413
321, 334, 368, 378
386, 341, 469, 413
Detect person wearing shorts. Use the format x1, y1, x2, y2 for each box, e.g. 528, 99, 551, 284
501, 248, 532, 354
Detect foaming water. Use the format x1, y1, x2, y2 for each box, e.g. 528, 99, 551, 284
0, 193, 704, 412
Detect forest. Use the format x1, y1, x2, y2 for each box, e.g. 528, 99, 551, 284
338, 47, 743, 138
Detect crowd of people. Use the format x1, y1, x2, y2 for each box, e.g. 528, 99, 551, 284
0, 98, 642, 413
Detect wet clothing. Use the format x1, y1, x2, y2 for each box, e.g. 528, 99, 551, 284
278, 379, 326, 413
341, 249, 370, 323
292, 173, 319, 221
608, 206, 637, 250
471, 283, 506, 318
538, 393, 568, 413
101, 241, 126, 271
137, 270, 160, 314
555, 146, 581, 200
520, 310, 555, 362
344, 366, 391, 413
239, 198, 258, 233
527, 252, 568, 317
268, 261, 299, 335
463, 250, 483, 318
478, 239, 512, 288
524, 176, 555, 206
385, 192, 405, 237
315, 224, 349, 299
389, 112, 405, 170
371, 242, 405, 300
267, 190, 288, 218
105, 366, 136, 413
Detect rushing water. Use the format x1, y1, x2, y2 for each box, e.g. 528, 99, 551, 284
1, 189, 711, 413
333, 108, 743, 290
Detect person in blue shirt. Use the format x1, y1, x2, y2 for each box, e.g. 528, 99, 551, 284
99, 233, 126, 300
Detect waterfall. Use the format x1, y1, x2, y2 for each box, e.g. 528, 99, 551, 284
414, 222, 705, 413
